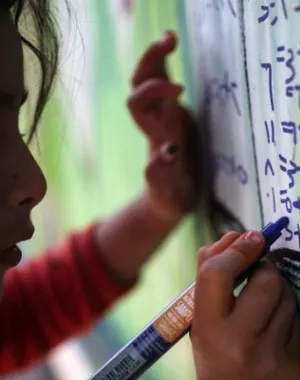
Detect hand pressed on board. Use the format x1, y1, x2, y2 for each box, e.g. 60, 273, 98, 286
191, 231, 300, 380
128, 30, 197, 222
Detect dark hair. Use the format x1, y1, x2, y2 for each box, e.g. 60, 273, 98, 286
3, 0, 63, 142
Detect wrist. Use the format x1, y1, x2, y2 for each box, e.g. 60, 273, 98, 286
140, 189, 185, 226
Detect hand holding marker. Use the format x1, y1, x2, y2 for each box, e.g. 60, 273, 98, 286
89, 217, 289, 380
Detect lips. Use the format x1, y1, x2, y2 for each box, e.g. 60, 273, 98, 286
0, 224, 34, 269
0, 245, 22, 267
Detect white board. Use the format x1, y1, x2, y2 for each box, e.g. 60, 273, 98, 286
244, 1, 300, 250
184, 0, 300, 251
185, 0, 263, 231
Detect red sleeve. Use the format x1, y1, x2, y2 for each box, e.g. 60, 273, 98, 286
0, 223, 135, 375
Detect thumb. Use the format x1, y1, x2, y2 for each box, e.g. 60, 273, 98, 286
195, 231, 265, 325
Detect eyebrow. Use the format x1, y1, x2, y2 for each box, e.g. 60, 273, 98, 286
0, 89, 28, 108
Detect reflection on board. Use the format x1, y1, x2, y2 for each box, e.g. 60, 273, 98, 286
184, 0, 262, 230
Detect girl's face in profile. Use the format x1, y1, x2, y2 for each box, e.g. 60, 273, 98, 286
0, 11, 46, 294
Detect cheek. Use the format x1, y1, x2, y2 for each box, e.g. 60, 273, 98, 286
0, 145, 19, 199
0, 159, 14, 201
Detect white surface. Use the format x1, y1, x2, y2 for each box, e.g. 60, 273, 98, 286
244, 1, 300, 250
185, 0, 262, 230
185, 0, 300, 252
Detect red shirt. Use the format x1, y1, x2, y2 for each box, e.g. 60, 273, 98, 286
0, 224, 132, 375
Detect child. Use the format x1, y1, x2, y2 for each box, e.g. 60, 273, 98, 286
0, 1, 299, 379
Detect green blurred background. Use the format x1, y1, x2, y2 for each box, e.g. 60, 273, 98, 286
9, 1, 211, 379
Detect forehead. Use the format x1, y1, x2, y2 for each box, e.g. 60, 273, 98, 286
0, 12, 23, 94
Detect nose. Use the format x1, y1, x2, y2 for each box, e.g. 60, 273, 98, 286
7, 144, 47, 210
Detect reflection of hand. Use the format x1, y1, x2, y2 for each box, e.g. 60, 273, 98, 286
128, 31, 197, 221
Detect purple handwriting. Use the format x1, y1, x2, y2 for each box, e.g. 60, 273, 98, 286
264, 154, 300, 189
258, 1, 300, 25
264, 119, 300, 146
206, 71, 242, 116
205, 0, 237, 17
265, 187, 300, 215
261, 63, 275, 111
214, 152, 248, 185
265, 120, 276, 144
284, 224, 300, 248
261, 45, 300, 110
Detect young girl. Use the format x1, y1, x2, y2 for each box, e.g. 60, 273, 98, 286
0, 1, 299, 379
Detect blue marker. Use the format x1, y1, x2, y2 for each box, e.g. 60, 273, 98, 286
89, 217, 289, 380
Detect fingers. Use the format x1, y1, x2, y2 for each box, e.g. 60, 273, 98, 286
131, 31, 177, 88
286, 313, 300, 357
128, 79, 183, 113
128, 79, 183, 142
194, 231, 264, 325
146, 144, 179, 180
145, 145, 179, 188
145, 145, 185, 196
267, 278, 298, 344
197, 231, 241, 267
159, 143, 179, 163
231, 261, 284, 334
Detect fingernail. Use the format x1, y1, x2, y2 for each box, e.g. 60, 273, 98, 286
244, 231, 263, 244
167, 144, 179, 155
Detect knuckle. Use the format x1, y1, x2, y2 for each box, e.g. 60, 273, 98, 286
226, 332, 253, 368
197, 260, 224, 288
224, 246, 243, 259
230, 347, 248, 368
255, 264, 283, 292
144, 157, 161, 184
224, 231, 241, 240
221, 334, 250, 368
283, 281, 297, 311
190, 323, 219, 350
260, 356, 278, 378
197, 246, 209, 263
228, 339, 258, 370
190, 325, 201, 346
262, 267, 282, 288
